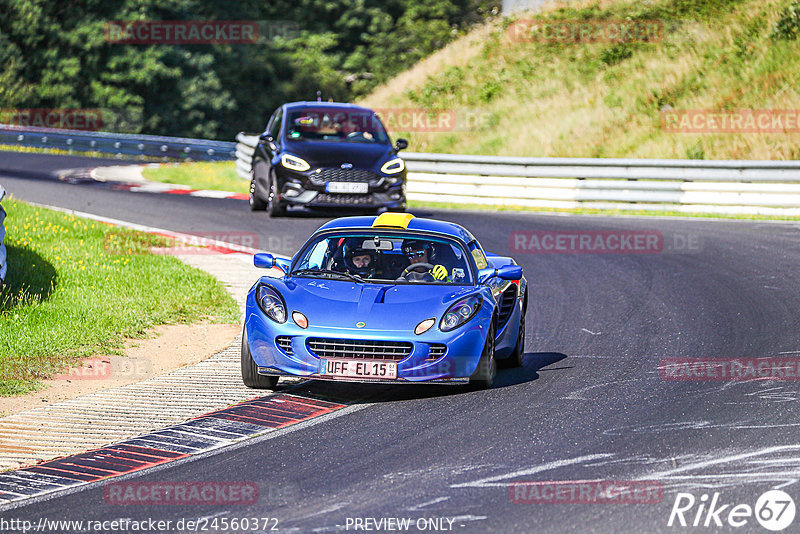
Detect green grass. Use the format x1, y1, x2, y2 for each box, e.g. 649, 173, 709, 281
142, 161, 247, 193
361, 0, 800, 160
0, 197, 239, 396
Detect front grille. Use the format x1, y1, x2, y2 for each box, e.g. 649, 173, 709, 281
307, 338, 413, 361
276, 336, 293, 356
312, 193, 376, 206
497, 286, 518, 327
427, 344, 447, 361
310, 168, 381, 186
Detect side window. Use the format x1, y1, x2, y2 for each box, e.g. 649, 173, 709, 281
469, 242, 488, 270
303, 239, 328, 270
269, 108, 283, 138
265, 109, 278, 134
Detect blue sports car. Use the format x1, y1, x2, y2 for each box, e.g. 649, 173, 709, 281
241, 213, 527, 389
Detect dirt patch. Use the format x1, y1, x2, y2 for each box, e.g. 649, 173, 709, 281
0, 323, 240, 417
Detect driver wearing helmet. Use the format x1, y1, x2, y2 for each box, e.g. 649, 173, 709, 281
401, 240, 450, 282
343, 240, 377, 279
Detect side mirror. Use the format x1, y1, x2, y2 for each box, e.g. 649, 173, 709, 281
477, 267, 495, 284
274, 258, 291, 273
254, 253, 275, 269
478, 265, 523, 283
395, 138, 408, 152
497, 265, 523, 281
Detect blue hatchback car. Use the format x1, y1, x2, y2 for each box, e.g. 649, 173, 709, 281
242, 213, 527, 389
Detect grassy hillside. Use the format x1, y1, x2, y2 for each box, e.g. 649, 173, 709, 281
360, 0, 800, 160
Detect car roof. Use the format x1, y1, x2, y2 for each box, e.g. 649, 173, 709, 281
283, 101, 375, 114
315, 214, 476, 244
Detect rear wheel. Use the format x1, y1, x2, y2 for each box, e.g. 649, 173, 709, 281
469, 322, 496, 389
500, 311, 525, 368
241, 327, 279, 389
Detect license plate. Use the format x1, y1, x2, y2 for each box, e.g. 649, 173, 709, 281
319, 358, 397, 380
326, 182, 368, 194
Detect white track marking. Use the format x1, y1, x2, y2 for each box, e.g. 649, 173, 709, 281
637, 445, 800, 481
450, 454, 612, 488
406, 497, 450, 511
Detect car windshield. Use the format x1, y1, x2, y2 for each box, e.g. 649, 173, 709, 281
285, 108, 390, 143
292, 233, 474, 285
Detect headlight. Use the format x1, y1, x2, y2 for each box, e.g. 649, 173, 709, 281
256, 284, 287, 323
440, 296, 482, 332
380, 158, 405, 175
281, 154, 311, 172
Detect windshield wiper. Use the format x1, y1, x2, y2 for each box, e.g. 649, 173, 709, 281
291, 268, 364, 283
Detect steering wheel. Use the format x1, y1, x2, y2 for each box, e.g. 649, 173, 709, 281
346, 131, 365, 139
398, 262, 435, 281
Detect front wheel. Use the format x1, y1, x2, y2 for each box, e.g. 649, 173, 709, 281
469, 322, 496, 389
241, 327, 279, 389
267, 172, 287, 218
249, 175, 267, 211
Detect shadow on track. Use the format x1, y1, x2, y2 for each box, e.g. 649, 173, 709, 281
280, 351, 569, 405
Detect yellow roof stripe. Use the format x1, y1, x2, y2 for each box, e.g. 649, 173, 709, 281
372, 212, 415, 229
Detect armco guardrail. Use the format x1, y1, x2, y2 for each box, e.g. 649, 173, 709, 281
0, 124, 236, 161
7, 126, 796, 215
235, 133, 259, 182
0, 184, 7, 281
235, 133, 800, 215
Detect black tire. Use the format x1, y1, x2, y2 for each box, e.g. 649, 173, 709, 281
500, 310, 525, 369
249, 175, 267, 211
241, 327, 279, 389
267, 171, 287, 218
469, 322, 496, 389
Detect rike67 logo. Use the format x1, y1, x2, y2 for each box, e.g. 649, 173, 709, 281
668, 490, 796, 531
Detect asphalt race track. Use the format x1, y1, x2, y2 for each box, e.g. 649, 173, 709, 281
3, 151, 800, 533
